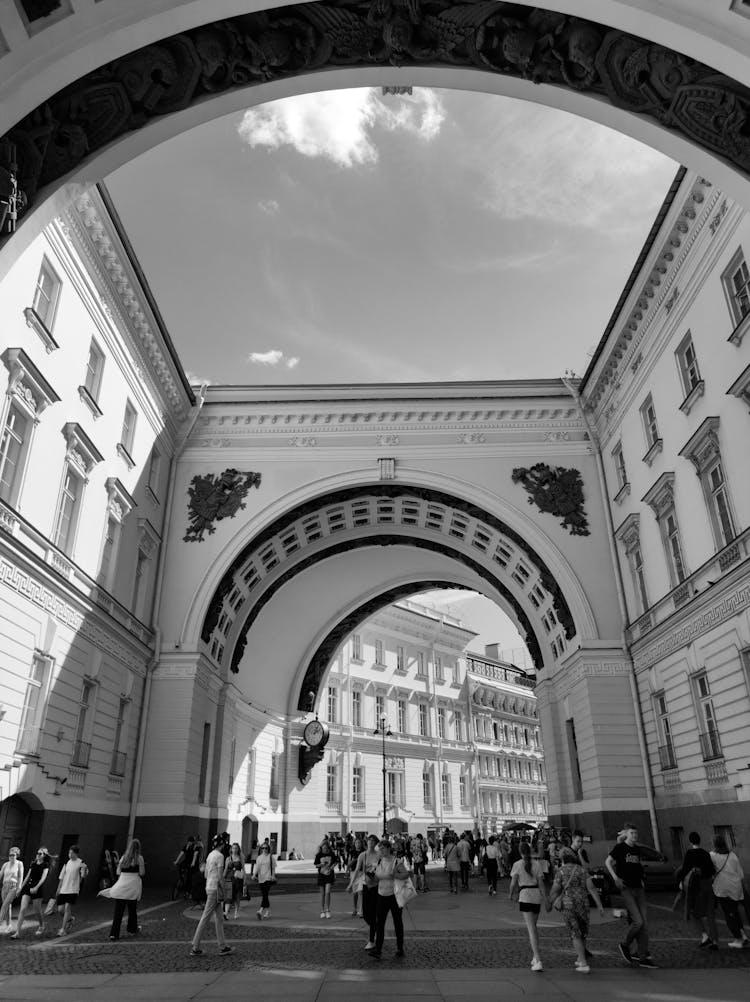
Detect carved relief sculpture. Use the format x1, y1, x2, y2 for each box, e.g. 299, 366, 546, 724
184, 468, 262, 542
512, 463, 590, 537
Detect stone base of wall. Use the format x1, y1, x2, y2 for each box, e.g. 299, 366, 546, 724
29, 808, 130, 896
654, 801, 750, 869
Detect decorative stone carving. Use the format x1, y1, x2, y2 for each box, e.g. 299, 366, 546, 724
3, 2, 750, 239
511, 463, 590, 536
184, 468, 262, 542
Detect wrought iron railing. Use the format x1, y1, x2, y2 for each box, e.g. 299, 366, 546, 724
71, 739, 91, 768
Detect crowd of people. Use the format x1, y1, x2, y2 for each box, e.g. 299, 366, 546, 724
0, 822, 748, 969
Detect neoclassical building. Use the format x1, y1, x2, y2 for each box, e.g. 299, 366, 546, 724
0, 163, 749, 874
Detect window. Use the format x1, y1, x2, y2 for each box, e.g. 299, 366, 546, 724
694, 674, 722, 760
120, 400, 137, 459
269, 751, 280, 800
441, 771, 451, 809
613, 442, 628, 490
110, 696, 129, 777
327, 686, 338, 724
52, 465, 84, 555
418, 703, 428, 737
32, 258, 61, 329
642, 396, 660, 447
676, 334, 702, 396
437, 706, 445, 739
132, 549, 151, 620
228, 736, 236, 794
352, 766, 363, 803
454, 710, 463, 742
0, 404, 30, 505
326, 764, 337, 803
459, 774, 468, 807
565, 717, 583, 800
351, 689, 361, 727
631, 545, 650, 614
351, 634, 362, 661
434, 655, 444, 683
147, 447, 161, 499
664, 510, 687, 584
707, 461, 736, 547
374, 639, 384, 665
396, 645, 405, 672
397, 698, 406, 733
376, 693, 385, 724
422, 767, 432, 806
679, 417, 736, 551
655, 693, 676, 770
98, 515, 119, 588
245, 747, 256, 798
452, 661, 461, 686
84, 340, 105, 403
198, 723, 211, 801
16, 652, 52, 755
416, 652, 426, 677
723, 249, 750, 328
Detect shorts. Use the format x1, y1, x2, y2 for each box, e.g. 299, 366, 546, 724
317, 874, 334, 887
28, 888, 45, 901
57, 893, 78, 905
519, 902, 541, 914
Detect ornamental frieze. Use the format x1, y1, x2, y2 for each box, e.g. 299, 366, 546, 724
2, 2, 750, 242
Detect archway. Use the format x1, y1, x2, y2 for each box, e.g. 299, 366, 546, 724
3, 1, 750, 276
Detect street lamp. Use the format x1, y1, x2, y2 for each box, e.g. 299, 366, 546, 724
374, 714, 392, 837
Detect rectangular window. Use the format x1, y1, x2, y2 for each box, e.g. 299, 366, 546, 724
664, 509, 687, 584
441, 772, 451, 808
228, 735, 236, 794
32, 258, 61, 328
422, 768, 432, 806
198, 722, 211, 802
16, 652, 52, 755
110, 696, 129, 776
459, 774, 468, 807
437, 706, 445, 739
677, 335, 701, 395
655, 693, 676, 770
725, 252, 750, 324
84, 340, 105, 401
327, 686, 338, 724
120, 400, 137, 455
147, 447, 161, 498
454, 710, 462, 742
396, 645, 405, 672
352, 766, 363, 803
132, 549, 150, 620
98, 515, 119, 588
351, 689, 361, 727
694, 674, 722, 760
613, 442, 628, 489
565, 717, 583, 800
374, 639, 384, 665
269, 751, 280, 800
52, 465, 84, 555
418, 703, 428, 737
245, 747, 256, 798
434, 655, 444, 683
352, 634, 362, 661
452, 661, 461, 685
641, 395, 660, 448
397, 698, 406, 733
416, 652, 426, 677
707, 461, 735, 547
0, 404, 30, 505
631, 545, 649, 614
376, 693, 385, 725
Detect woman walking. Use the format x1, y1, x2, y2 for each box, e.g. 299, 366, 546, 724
0, 847, 24, 932
254, 842, 276, 919
347, 836, 364, 916
443, 834, 460, 894
315, 838, 335, 919
99, 837, 145, 940
54, 845, 88, 936
710, 834, 749, 948
224, 843, 245, 919
11, 848, 50, 938
367, 838, 410, 960
484, 836, 500, 896
675, 831, 718, 949
509, 841, 548, 972
349, 834, 380, 949
547, 847, 604, 973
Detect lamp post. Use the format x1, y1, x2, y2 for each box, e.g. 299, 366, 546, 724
374, 714, 392, 837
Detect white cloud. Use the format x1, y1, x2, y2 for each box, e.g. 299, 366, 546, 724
237, 88, 445, 167
286, 356, 300, 369
258, 199, 280, 215
247, 349, 300, 368
185, 370, 213, 386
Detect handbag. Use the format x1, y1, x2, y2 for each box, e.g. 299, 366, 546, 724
349, 872, 365, 894
394, 876, 417, 909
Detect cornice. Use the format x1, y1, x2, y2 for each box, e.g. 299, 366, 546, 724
60, 189, 190, 424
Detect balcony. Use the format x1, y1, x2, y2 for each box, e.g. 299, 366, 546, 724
699, 729, 723, 762
658, 743, 677, 771
110, 750, 127, 777
351, 801, 366, 814
325, 800, 341, 813
71, 740, 91, 768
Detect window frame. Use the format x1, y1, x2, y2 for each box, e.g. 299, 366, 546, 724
31, 257, 62, 331
83, 339, 105, 403
52, 462, 85, 556
722, 246, 750, 343
0, 402, 32, 507
16, 651, 53, 756
351, 688, 362, 728
679, 417, 737, 553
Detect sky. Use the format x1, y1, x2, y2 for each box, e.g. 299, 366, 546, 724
105, 85, 678, 656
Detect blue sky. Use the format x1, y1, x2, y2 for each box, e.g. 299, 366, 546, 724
105, 86, 678, 654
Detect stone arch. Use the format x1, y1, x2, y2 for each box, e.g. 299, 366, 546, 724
3, 1, 750, 265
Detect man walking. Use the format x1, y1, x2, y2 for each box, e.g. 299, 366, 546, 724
456, 832, 472, 891
605, 823, 657, 969
190, 834, 233, 957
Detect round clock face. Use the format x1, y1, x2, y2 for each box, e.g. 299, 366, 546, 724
304, 719, 326, 748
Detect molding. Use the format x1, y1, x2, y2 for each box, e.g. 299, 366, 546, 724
1, 347, 60, 416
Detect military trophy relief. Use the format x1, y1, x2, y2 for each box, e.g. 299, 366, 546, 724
512, 463, 590, 537
184, 468, 262, 542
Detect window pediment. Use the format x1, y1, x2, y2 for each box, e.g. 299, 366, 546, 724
642, 472, 676, 518
62, 421, 103, 476
105, 477, 136, 523
678, 416, 721, 474
136, 517, 161, 557
614, 513, 641, 552
727, 364, 750, 408
2, 347, 60, 418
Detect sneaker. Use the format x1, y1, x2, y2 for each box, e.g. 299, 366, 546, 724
618, 942, 633, 964
727, 939, 744, 949
699, 937, 712, 948
320, 911, 326, 919
189, 948, 203, 956
262, 909, 269, 919
638, 957, 658, 969
325, 911, 331, 919
365, 941, 375, 949
9, 933, 19, 940
35, 928, 44, 937
219, 945, 233, 956
575, 964, 590, 974
257, 910, 263, 920
109, 935, 117, 941
531, 959, 543, 972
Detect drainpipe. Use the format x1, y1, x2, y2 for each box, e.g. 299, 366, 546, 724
128, 383, 208, 840
561, 376, 660, 851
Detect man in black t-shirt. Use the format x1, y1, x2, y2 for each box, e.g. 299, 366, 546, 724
605, 824, 657, 968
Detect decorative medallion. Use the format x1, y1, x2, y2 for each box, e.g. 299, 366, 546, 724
512, 463, 590, 536
184, 468, 261, 542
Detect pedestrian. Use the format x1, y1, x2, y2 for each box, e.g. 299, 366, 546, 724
605, 822, 657, 968
350, 833, 379, 949
224, 843, 244, 919
367, 838, 409, 960
315, 838, 335, 919
411, 833, 429, 892
456, 832, 472, 890
675, 832, 718, 949
10, 848, 49, 938
189, 834, 233, 957
709, 834, 749, 948
347, 836, 364, 915
570, 831, 590, 874
509, 840, 548, 972
547, 847, 604, 973
189, 834, 205, 905
254, 842, 276, 919
0, 847, 24, 933
248, 840, 259, 877
100, 837, 145, 940
443, 833, 460, 893
484, 836, 500, 896
54, 845, 88, 937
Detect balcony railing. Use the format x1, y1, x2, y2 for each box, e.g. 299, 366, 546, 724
71, 740, 91, 768
351, 801, 366, 813
658, 743, 677, 771
16, 724, 41, 756
110, 750, 127, 777
325, 800, 341, 813
699, 729, 723, 762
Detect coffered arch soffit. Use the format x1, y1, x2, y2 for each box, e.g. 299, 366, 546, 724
4, 1, 750, 259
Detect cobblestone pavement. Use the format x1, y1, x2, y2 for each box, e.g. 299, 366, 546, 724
1, 870, 749, 978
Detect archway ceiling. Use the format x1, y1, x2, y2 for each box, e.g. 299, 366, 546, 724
3, 1, 750, 245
